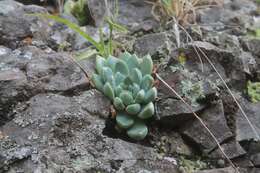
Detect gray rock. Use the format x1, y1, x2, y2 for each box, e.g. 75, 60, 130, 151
209, 140, 246, 159
232, 156, 254, 168
157, 98, 206, 127
0, 3, 51, 49
250, 153, 260, 167
117, 0, 158, 32
198, 0, 256, 34
87, 0, 107, 26
235, 98, 260, 142
185, 41, 246, 90
134, 32, 170, 58
0, 91, 179, 173
195, 167, 238, 173
0, 46, 89, 124
182, 100, 233, 153
0, 0, 23, 15
242, 38, 260, 57
240, 51, 257, 76
0, 46, 11, 56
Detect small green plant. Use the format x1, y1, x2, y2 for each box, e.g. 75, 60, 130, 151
181, 80, 205, 107
33, 14, 127, 58
91, 52, 157, 140
178, 156, 208, 173
148, 0, 222, 25
247, 28, 260, 39
64, 0, 90, 26
247, 81, 260, 103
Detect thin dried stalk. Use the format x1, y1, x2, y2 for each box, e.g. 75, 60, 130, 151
156, 74, 240, 173
176, 23, 260, 141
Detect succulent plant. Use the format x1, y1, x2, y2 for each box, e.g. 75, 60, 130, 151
91, 52, 157, 140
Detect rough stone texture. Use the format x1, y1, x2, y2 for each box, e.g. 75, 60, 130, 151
182, 100, 233, 153
133, 32, 170, 58
241, 38, 260, 58
250, 153, 260, 167
195, 167, 236, 173
0, 91, 179, 173
118, 0, 159, 33
235, 98, 260, 142
0, 46, 89, 124
209, 140, 246, 159
185, 41, 246, 90
157, 98, 206, 127
198, 0, 257, 34
0, 1, 53, 49
149, 128, 193, 156
158, 41, 246, 102
0, 0, 91, 51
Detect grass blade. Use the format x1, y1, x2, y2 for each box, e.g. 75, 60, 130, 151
31, 13, 102, 51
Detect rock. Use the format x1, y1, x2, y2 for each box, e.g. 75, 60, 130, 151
0, 46, 11, 56
198, 0, 256, 34
0, 92, 179, 173
185, 41, 247, 90
157, 98, 206, 127
74, 89, 111, 118
0, 0, 23, 15
240, 51, 257, 76
0, 46, 89, 124
182, 100, 233, 153
235, 98, 260, 142
87, 0, 107, 26
209, 140, 246, 159
0, 2, 52, 49
149, 128, 193, 156
195, 167, 238, 173
250, 153, 260, 167
241, 38, 260, 58
0, 1, 92, 51
133, 32, 170, 58
232, 156, 254, 167
117, 0, 158, 32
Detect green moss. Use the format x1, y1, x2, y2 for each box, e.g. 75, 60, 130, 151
64, 0, 90, 26
247, 81, 260, 103
178, 156, 208, 173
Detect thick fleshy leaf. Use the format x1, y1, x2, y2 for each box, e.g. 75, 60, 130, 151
115, 60, 129, 76
141, 75, 154, 90
119, 91, 134, 106
116, 113, 134, 129
103, 82, 114, 100
126, 103, 141, 115
126, 54, 139, 72
91, 74, 103, 92
113, 97, 125, 111
132, 83, 140, 98
96, 56, 106, 74
138, 102, 154, 119
124, 76, 133, 86
144, 87, 157, 103
131, 68, 142, 84
140, 54, 153, 75
115, 72, 125, 85
135, 89, 145, 103
115, 86, 123, 97
119, 51, 131, 62
127, 120, 148, 140
101, 67, 114, 84
107, 55, 119, 71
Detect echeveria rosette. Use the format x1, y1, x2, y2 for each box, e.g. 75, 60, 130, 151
91, 52, 157, 140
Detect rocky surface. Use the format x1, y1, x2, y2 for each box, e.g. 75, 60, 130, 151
1, 0, 260, 172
